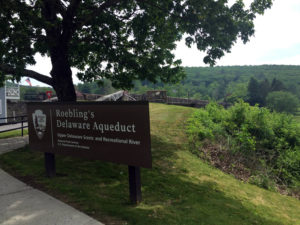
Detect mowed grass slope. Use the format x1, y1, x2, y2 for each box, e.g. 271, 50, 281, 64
0, 103, 300, 225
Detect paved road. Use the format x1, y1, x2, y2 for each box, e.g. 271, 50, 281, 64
0, 122, 28, 133
0, 136, 104, 225
0, 136, 29, 155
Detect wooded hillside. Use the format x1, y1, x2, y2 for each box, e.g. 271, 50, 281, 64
132, 65, 300, 101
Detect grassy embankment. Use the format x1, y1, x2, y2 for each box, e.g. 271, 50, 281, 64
0, 103, 300, 225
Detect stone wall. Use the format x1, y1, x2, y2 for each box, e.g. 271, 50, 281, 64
146, 90, 167, 103
129, 93, 147, 101
166, 97, 209, 107
6, 100, 27, 122
128, 92, 230, 108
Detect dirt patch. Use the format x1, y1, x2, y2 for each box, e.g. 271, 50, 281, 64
195, 141, 300, 200
199, 142, 252, 182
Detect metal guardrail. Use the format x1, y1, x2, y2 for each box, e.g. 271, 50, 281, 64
0, 115, 28, 136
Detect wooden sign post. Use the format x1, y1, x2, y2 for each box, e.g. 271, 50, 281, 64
45, 152, 56, 177
27, 101, 151, 204
128, 166, 142, 203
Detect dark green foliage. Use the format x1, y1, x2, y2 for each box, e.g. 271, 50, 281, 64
76, 80, 115, 95
187, 101, 300, 190
266, 91, 299, 114
247, 77, 272, 106
271, 78, 286, 92
247, 77, 261, 105
259, 79, 271, 105
246, 77, 291, 109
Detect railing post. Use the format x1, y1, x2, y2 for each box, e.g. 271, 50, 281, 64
0, 115, 27, 135
21, 116, 24, 136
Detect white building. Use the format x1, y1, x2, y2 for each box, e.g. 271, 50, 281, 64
0, 82, 20, 123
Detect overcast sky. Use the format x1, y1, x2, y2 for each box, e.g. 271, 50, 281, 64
174, 0, 300, 67
23, 0, 300, 86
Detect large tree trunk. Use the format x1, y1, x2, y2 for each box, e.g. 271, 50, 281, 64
46, 49, 76, 177
50, 50, 76, 102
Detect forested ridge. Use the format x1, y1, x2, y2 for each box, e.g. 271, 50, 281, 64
132, 65, 300, 101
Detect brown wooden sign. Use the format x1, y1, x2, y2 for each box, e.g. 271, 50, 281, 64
27, 102, 152, 168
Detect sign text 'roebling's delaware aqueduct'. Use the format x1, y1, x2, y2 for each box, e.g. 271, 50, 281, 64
28, 101, 152, 168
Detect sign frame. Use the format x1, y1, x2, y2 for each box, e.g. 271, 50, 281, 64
28, 101, 152, 168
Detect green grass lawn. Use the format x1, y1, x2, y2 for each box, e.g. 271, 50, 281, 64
0, 103, 300, 225
0, 129, 28, 139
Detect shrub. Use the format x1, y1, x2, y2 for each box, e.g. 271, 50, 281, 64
266, 91, 299, 114
187, 100, 300, 190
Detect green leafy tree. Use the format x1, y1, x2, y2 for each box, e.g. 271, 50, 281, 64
266, 91, 299, 114
225, 82, 248, 103
77, 83, 91, 94
271, 78, 286, 92
247, 77, 261, 105
286, 83, 300, 99
259, 78, 271, 106
76, 80, 115, 94
247, 77, 271, 106
0, 0, 273, 101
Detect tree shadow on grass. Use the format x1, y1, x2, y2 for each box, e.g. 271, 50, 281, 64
75, 134, 287, 225
128, 135, 287, 225
0, 138, 293, 225
137, 172, 285, 225
150, 134, 183, 166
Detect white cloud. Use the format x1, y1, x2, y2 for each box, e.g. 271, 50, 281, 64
27, 54, 52, 76
264, 54, 300, 65
174, 0, 300, 66
173, 40, 207, 67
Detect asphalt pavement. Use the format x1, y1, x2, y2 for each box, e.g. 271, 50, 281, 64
0, 136, 104, 225
0, 122, 28, 133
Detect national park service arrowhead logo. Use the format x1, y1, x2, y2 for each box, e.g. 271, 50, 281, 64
32, 110, 46, 140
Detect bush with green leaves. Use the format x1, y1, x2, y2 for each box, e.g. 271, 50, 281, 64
187, 101, 300, 189
266, 91, 299, 114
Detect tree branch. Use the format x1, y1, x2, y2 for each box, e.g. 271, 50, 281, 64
41, 0, 62, 45
106, 9, 138, 23
135, 0, 185, 22
0, 64, 53, 86
55, 0, 67, 18
76, 0, 123, 28
67, 0, 81, 16
61, 0, 81, 44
